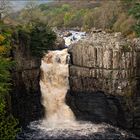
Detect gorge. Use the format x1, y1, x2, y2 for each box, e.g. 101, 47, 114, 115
1, 0, 140, 139
14, 31, 140, 139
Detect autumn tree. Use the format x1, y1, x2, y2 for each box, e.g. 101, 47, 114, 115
19, 0, 45, 26
0, 25, 20, 140
0, 0, 11, 20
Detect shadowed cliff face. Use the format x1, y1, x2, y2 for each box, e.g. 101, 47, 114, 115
67, 32, 140, 136
11, 33, 44, 127
11, 32, 65, 127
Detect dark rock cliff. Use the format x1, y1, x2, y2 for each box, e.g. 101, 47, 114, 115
11, 32, 65, 126
11, 32, 43, 127
66, 32, 140, 136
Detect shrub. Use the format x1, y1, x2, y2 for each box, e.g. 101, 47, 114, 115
0, 100, 20, 140
0, 29, 20, 140
30, 22, 56, 56
15, 22, 56, 57
113, 13, 136, 36
129, 2, 140, 36
13, 1, 138, 38
83, 9, 99, 29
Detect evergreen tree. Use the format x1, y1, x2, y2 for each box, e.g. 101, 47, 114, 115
30, 22, 56, 56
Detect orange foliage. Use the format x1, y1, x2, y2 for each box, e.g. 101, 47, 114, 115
0, 34, 5, 43
0, 45, 6, 54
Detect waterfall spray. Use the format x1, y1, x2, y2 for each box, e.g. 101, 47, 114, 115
40, 49, 75, 128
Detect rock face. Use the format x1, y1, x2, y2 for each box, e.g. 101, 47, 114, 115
11, 33, 44, 127
11, 32, 65, 126
66, 91, 125, 125
52, 36, 65, 50
67, 32, 140, 136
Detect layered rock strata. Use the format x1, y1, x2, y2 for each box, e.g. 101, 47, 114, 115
67, 32, 140, 136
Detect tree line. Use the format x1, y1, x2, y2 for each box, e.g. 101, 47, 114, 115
12, 0, 139, 38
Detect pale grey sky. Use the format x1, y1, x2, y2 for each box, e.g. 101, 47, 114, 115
11, 0, 50, 11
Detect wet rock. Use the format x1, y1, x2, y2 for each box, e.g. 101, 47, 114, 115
17, 121, 138, 140
63, 31, 72, 37
91, 28, 102, 33
66, 91, 126, 127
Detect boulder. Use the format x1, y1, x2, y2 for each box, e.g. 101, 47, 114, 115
53, 36, 65, 50
63, 31, 72, 37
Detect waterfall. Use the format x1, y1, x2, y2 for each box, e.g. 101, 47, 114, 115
39, 48, 76, 128
17, 48, 135, 140
17, 32, 136, 139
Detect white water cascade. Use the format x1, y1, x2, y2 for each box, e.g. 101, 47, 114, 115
39, 48, 76, 128
37, 48, 104, 134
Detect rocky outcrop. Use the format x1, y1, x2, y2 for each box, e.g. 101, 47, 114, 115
11, 33, 44, 127
11, 32, 65, 126
68, 32, 138, 95
66, 91, 125, 125
67, 32, 140, 136
52, 36, 65, 50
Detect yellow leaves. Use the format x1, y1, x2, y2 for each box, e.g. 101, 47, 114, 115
0, 46, 6, 54
0, 34, 5, 43
127, 32, 136, 39
0, 34, 9, 55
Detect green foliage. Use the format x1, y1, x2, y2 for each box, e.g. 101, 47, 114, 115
0, 29, 13, 99
0, 28, 12, 55
17, 22, 56, 57
0, 26, 20, 140
39, 4, 49, 11
0, 100, 20, 140
129, 2, 140, 36
50, 4, 70, 14
64, 9, 85, 27
0, 58, 13, 99
129, 2, 140, 19
34, 1, 138, 37
134, 24, 140, 36
83, 9, 99, 29
19, 7, 46, 26
113, 13, 136, 37
12, 1, 139, 37
30, 22, 56, 56
13, 22, 56, 57
61, 4, 70, 12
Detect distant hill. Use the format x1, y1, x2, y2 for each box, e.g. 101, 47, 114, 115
8, 0, 139, 38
